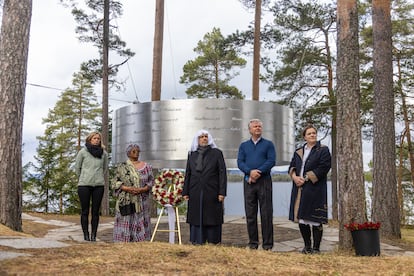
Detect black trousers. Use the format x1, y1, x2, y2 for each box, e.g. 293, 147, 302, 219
77, 186, 104, 234
243, 176, 274, 249
190, 224, 222, 245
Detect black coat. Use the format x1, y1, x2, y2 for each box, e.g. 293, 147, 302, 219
288, 141, 331, 224
183, 146, 227, 226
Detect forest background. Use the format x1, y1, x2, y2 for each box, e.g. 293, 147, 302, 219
0, 0, 412, 250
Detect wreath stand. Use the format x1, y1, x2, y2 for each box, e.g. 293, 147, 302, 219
150, 185, 182, 244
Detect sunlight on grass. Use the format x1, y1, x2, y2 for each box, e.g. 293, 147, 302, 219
0, 224, 31, 237
1, 242, 414, 275
402, 227, 414, 243
2, 214, 414, 274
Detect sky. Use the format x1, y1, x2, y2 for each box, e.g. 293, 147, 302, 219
22, 0, 372, 169
24, 0, 264, 164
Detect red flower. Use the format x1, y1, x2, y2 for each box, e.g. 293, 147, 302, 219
152, 169, 185, 206
344, 221, 381, 231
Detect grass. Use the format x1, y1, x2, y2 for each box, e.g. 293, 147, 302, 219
1, 214, 414, 275
402, 227, 414, 243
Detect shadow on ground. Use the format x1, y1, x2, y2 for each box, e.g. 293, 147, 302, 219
99, 222, 300, 246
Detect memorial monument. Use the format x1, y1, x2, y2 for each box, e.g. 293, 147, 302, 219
112, 98, 294, 169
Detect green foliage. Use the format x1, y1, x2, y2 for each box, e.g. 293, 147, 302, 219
364, 170, 373, 182
260, 0, 337, 141
391, 0, 414, 124
22, 71, 102, 214
398, 140, 414, 224
238, 0, 272, 9
226, 25, 283, 54
23, 134, 62, 212
402, 181, 414, 225
180, 27, 247, 99
397, 141, 413, 182
359, 0, 414, 139
65, 0, 135, 90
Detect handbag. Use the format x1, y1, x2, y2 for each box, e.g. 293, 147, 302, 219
119, 203, 136, 216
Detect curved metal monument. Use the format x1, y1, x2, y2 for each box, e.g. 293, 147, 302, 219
112, 99, 294, 168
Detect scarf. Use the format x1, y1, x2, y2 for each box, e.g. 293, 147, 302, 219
196, 145, 209, 172
85, 142, 103, 158
111, 159, 142, 212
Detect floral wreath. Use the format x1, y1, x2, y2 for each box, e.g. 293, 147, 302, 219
152, 169, 185, 206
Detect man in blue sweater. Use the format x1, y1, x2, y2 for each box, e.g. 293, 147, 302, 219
237, 119, 276, 250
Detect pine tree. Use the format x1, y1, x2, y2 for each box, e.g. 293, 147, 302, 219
23, 134, 59, 212
371, 0, 400, 238
259, 0, 339, 219
64, 0, 134, 87
0, 0, 32, 231
62, 0, 133, 214
238, 0, 272, 100
358, 1, 413, 234
24, 71, 101, 214
336, 0, 366, 250
180, 27, 247, 99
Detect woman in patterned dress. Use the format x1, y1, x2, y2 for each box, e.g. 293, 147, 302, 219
135, 146, 154, 240
111, 144, 153, 242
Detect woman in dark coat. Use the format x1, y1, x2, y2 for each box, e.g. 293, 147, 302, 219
183, 129, 227, 245
288, 125, 331, 254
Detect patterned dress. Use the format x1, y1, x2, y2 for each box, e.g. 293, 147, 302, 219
137, 163, 154, 241
112, 160, 146, 242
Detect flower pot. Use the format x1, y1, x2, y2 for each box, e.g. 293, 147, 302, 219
351, 229, 381, 256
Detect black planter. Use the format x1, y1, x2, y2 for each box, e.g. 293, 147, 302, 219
351, 229, 381, 256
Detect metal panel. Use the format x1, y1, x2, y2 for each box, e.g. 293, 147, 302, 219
112, 99, 294, 168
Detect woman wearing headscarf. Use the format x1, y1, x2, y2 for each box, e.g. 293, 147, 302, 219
75, 131, 108, 242
111, 144, 153, 242
183, 130, 227, 245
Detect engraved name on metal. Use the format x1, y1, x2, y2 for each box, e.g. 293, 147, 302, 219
112, 99, 294, 169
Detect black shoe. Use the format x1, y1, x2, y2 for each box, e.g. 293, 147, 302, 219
90, 233, 96, 242
248, 244, 258, 250
301, 247, 313, 254
263, 247, 273, 251
312, 248, 320, 254
83, 232, 90, 241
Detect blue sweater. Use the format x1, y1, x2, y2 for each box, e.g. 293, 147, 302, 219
237, 137, 276, 178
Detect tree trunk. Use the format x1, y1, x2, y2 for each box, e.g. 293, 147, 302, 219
397, 132, 405, 224
101, 0, 110, 215
396, 52, 411, 225
325, 26, 338, 221
371, 0, 400, 238
336, 0, 366, 250
396, 53, 414, 187
151, 0, 164, 101
252, 0, 261, 101
330, 113, 338, 221
0, 0, 32, 231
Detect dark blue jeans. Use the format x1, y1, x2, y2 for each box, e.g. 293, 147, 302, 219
77, 186, 104, 234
